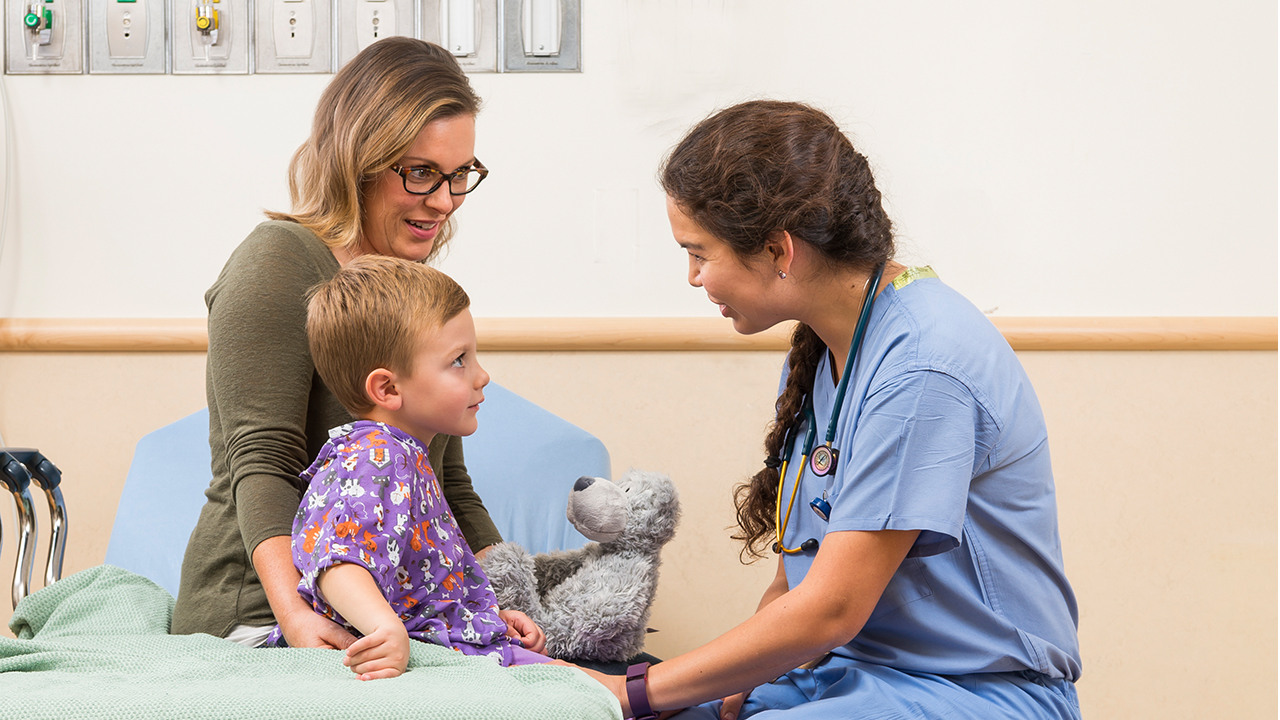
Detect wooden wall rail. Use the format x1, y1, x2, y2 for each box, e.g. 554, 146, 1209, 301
0, 317, 1274, 353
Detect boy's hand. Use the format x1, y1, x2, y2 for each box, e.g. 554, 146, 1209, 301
499, 609, 546, 654
343, 621, 411, 681
317, 563, 410, 680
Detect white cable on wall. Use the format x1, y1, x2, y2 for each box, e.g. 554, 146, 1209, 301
0, 73, 11, 318
0, 73, 9, 446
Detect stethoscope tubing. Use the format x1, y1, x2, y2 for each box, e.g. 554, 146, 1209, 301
822, 262, 887, 448
774, 262, 887, 555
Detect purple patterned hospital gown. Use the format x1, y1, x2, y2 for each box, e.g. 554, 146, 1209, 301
266, 420, 518, 665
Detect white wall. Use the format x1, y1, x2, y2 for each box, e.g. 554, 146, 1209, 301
0, 0, 1273, 319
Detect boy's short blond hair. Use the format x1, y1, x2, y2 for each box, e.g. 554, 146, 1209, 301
307, 255, 470, 416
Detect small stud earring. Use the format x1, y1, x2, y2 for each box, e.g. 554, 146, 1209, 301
777, 270, 787, 280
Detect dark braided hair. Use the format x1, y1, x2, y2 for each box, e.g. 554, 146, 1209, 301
660, 100, 895, 561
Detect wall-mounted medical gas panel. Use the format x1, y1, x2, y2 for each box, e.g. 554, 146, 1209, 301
6, 0, 85, 73
334, 0, 414, 69
502, 0, 578, 72
89, 0, 168, 73
171, 0, 250, 73
5, 0, 581, 74
420, 0, 497, 73
255, 0, 332, 72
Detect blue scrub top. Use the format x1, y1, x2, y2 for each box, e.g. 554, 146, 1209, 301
779, 273, 1082, 681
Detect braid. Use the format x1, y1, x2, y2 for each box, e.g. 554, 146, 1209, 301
731, 323, 826, 561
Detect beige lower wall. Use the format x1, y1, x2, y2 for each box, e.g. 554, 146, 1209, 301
0, 349, 1274, 719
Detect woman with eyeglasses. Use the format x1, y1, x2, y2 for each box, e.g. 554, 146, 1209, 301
170, 38, 503, 652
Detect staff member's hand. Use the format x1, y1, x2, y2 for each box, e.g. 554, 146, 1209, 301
719, 690, 750, 720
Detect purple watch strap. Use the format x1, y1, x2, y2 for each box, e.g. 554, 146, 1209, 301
625, 662, 657, 720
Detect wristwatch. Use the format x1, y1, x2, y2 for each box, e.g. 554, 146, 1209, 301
625, 662, 657, 720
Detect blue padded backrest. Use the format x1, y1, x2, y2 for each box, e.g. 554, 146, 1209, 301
106, 407, 212, 597
461, 383, 607, 555
107, 383, 607, 596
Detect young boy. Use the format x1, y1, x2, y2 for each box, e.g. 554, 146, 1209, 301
265, 255, 549, 679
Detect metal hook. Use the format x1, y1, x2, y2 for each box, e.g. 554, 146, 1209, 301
0, 453, 37, 609
21, 452, 66, 587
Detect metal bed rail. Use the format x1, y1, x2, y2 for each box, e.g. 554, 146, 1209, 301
0, 449, 68, 609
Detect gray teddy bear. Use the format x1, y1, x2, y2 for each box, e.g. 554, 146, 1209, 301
479, 469, 681, 661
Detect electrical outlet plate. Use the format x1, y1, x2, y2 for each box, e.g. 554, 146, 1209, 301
171, 0, 249, 74
255, 0, 333, 73
420, 0, 497, 73
334, 0, 415, 70
89, 0, 168, 74
500, 0, 578, 73
6, 0, 85, 73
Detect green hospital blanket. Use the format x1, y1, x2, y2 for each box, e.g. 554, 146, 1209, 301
0, 565, 621, 720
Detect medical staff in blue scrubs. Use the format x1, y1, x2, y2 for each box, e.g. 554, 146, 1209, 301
588, 101, 1081, 719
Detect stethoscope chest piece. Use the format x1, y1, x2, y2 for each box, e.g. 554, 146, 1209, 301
809, 444, 837, 477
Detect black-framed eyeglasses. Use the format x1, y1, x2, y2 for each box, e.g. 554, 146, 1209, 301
390, 161, 488, 196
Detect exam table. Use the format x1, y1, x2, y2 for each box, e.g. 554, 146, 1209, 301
0, 383, 622, 720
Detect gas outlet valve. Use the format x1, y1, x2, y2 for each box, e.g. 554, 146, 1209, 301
24, 1, 52, 46
195, 0, 219, 45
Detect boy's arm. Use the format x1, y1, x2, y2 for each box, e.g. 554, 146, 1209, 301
317, 563, 411, 680
255, 536, 356, 650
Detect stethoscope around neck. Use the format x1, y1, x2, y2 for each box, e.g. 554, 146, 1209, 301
773, 262, 885, 555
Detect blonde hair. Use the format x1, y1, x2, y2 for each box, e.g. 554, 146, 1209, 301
266, 38, 482, 259
307, 255, 471, 416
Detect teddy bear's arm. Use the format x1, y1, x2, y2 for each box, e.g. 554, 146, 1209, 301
477, 542, 540, 617
533, 545, 600, 597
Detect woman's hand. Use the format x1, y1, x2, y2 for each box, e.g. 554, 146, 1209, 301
343, 621, 411, 680
254, 536, 357, 650
277, 601, 358, 650
718, 691, 750, 720
499, 609, 546, 653
572, 668, 686, 719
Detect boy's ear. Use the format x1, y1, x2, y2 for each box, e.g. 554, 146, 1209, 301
365, 368, 403, 411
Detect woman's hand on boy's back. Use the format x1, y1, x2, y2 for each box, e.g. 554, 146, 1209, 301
498, 609, 546, 654
278, 601, 359, 650
256, 536, 358, 650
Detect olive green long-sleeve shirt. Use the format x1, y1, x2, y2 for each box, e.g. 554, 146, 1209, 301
170, 221, 501, 638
